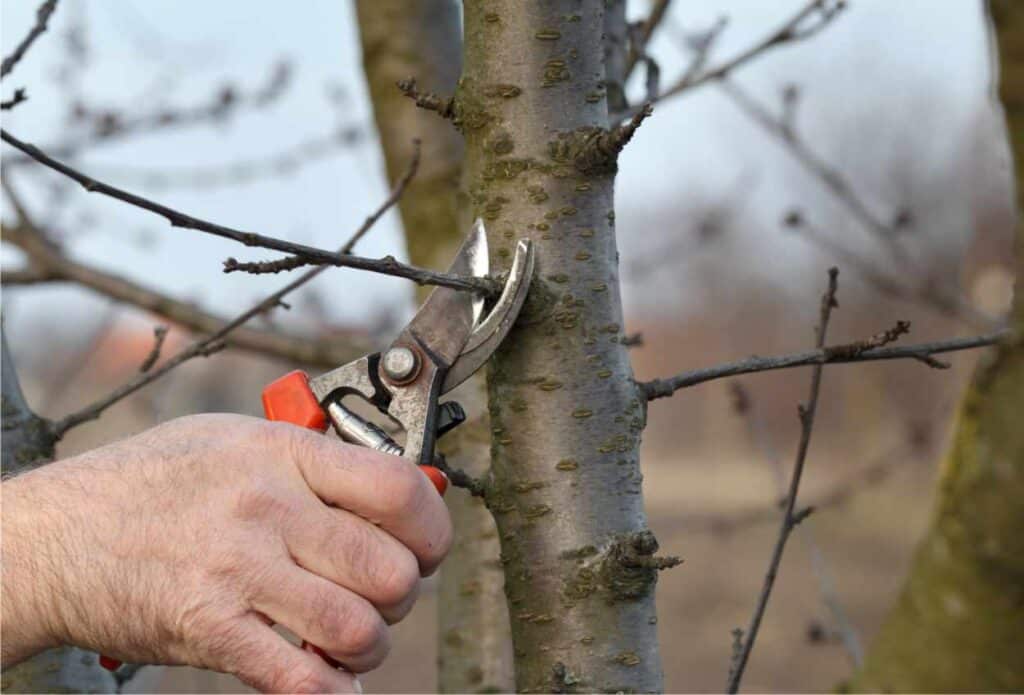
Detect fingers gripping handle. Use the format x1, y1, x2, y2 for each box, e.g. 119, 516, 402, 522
97, 371, 449, 673
262, 371, 447, 495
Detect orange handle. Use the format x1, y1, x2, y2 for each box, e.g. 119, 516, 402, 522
262, 370, 448, 495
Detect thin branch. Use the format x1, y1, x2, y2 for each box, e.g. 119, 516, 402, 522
3, 60, 305, 167
726, 266, 838, 693
37, 303, 120, 414
1, 88, 28, 110
624, 0, 673, 78
1, 0, 58, 79
682, 444, 901, 535
783, 212, 997, 330
138, 325, 169, 373
84, 123, 364, 191
640, 329, 1008, 401
0, 128, 496, 296
721, 80, 905, 260
727, 381, 864, 668
647, 0, 843, 110
1, 186, 374, 366
49, 141, 423, 437
396, 77, 455, 120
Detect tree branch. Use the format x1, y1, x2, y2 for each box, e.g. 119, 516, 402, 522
645, 0, 843, 110
726, 266, 838, 693
1, 189, 375, 367
783, 211, 997, 330
396, 77, 455, 120
49, 141, 424, 437
0, 128, 497, 296
1, 88, 28, 110
640, 328, 1009, 401
624, 0, 672, 79
1, 0, 58, 79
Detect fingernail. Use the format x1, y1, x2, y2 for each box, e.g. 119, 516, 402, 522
353, 677, 363, 694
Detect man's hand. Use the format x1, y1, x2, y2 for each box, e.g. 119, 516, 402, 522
1, 414, 453, 693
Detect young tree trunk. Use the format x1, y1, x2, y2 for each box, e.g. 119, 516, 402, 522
354, 3, 515, 692
1, 326, 117, 693
456, 3, 672, 691
847, 2, 1024, 691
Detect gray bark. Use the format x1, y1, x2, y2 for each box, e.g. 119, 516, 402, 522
457, 2, 671, 691
354, 2, 515, 691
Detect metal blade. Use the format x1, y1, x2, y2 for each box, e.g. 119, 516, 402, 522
441, 238, 534, 393
400, 220, 488, 368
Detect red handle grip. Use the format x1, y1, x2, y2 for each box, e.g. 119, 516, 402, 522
263, 370, 447, 495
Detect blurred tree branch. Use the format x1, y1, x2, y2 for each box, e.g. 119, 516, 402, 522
624, 0, 844, 118
0, 0, 58, 79
0, 128, 496, 296
726, 267, 838, 693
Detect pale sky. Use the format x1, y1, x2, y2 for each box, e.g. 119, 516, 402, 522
1, 1, 994, 340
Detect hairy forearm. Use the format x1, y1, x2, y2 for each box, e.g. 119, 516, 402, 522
1, 472, 65, 666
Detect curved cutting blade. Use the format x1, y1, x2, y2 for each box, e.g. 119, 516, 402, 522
441, 238, 534, 393
399, 219, 488, 367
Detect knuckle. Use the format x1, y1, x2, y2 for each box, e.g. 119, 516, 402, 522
332, 597, 387, 659
377, 460, 426, 517
375, 550, 421, 608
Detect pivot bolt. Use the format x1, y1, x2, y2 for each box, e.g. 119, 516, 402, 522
382, 346, 419, 383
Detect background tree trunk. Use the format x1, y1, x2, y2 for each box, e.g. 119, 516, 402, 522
457, 2, 671, 691
354, 3, 515, 691
847, 2, 1023, 690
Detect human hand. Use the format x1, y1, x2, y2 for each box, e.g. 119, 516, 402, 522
1, 413, 453, 693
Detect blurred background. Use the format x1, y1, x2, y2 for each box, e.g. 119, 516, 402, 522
1, 1, 1016, 692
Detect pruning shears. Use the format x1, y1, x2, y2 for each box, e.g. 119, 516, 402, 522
99, 220, 534, 672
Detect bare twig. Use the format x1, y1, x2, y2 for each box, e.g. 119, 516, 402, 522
1, 0, 58, 79
644, 0, 843, 111
624, 0, 673, 78
726, 266, 838, 693
783, 212, 997, 330
396, 77, 455, 120
138, 325, 169, 373
37, 304, 119, 414
0, 128, 496, 296
683, 441, 904, 535
639, 329, 1008, 401
3, 60, 305, 167
721, 80, 905, 259
49, 142, 424, 436
85, 124, 364, 191
727, 382, 864, 668
1, 179, 374, 366
1, 88, 28, 110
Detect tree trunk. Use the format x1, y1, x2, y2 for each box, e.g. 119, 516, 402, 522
847, 2, 1024, 691
2, 324, 117, 693
457, 3, 671, 692
354, 3, 515, 692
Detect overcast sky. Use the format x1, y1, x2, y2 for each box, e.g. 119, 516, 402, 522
1, 1, 994, 340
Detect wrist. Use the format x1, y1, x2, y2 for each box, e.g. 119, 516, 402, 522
2, 471, 71, 665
